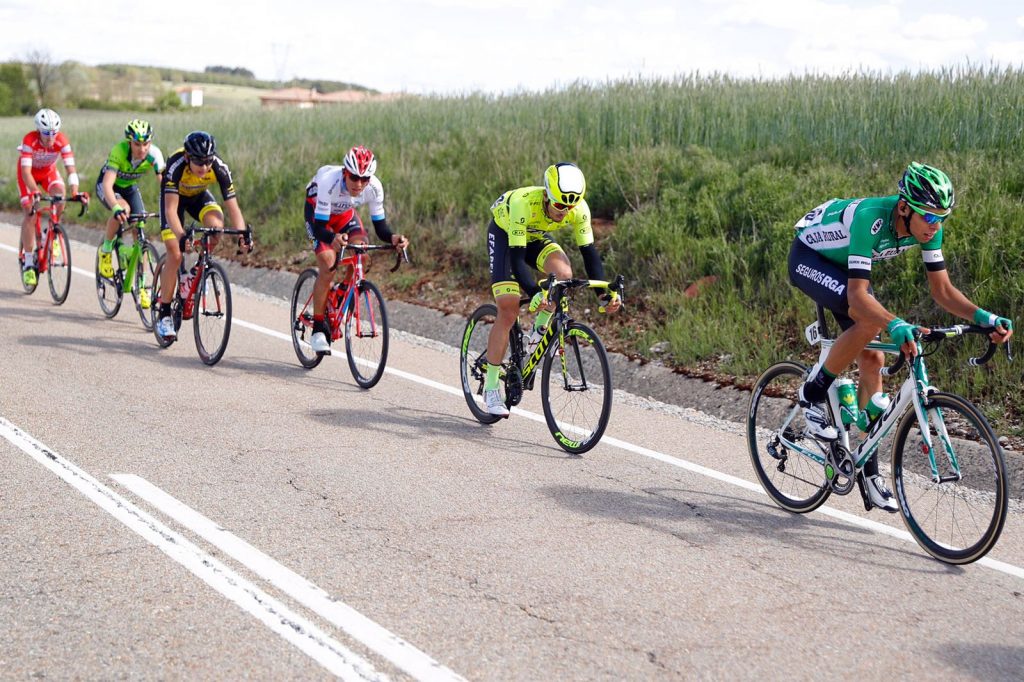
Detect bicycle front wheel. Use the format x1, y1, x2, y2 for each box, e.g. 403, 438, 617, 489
151, 256, 182, 348
193, 261, 232, 366
540, 322, 612, 454
47, 225, 71, 304
95, 245, 123, 318
132, 242, 160, 331
891, 392, 1008, 564
289, 268, 323, 369
747, 361, 831, 513
344, 279, 388, 388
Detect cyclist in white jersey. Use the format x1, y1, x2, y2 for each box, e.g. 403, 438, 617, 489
303, 145, 408, 352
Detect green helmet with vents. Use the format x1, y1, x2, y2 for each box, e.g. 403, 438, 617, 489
897, 162, 954, 215
124, 118, 153, 142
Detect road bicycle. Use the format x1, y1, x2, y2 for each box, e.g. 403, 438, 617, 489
94, 212, 160, 330
460, 274, 624, 455
150, 225, 252, 366
290, 243, 408, 388
747, 305, 1012, 564
17, 193, 88, 304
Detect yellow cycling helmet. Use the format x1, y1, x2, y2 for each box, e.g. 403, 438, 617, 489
544, 163, 586, 208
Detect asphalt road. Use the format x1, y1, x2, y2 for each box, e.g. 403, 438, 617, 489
2, 224, 1023, 680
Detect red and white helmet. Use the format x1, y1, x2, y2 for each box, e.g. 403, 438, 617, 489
34, 108, 61, 135
342, 145, 377, 178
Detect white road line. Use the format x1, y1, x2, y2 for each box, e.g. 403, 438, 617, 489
6, 233, 1024, 580
112, 474, 466, 682
0, 417, 387, 681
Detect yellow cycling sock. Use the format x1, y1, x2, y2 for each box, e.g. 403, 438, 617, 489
534, 309, 552, 331
484, 363, 501, 391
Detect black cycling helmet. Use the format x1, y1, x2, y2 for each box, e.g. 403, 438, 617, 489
183, 130, 216, 159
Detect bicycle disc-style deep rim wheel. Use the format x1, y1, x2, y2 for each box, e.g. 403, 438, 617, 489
95, 245, 123, 318
540, 322, 612, 454
17, 238, 38, 295
344, 280, 389, 388
290, 268, 324, 369
746, 361, 831, 513
891, 391, 1008, 564
47, 225, 71, 304
459, 304, 503, 425
132, 242, 160, 331
151, 256, 182, 348
193, 261, 232, 366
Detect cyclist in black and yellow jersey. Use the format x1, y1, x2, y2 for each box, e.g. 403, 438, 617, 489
482, 162, 620, 417
155, 130, 252, 340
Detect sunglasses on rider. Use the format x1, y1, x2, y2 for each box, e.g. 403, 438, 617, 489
551, 201, 577, 211
345, 172, 371, 182
909, 204, 949, 224
190, 156, 214, 167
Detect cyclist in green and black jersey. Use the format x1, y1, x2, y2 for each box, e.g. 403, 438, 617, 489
788, 162, 1013, 511
96, 119, 164, 286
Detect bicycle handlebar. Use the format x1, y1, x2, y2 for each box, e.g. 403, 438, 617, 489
332, 242, 409, 273
31, 193, 89, 217
535, 274, 625, 313
185, 223, 254, 255
880, 324, 1012, 376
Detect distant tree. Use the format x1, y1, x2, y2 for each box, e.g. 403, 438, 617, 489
205, 65, 255, 79
0, 62, 35, 114
23, 49, 64, 104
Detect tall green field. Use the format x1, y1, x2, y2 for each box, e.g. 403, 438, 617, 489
2, 67, 1022, 429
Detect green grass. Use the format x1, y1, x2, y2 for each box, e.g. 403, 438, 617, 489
2, 66, 1022, 424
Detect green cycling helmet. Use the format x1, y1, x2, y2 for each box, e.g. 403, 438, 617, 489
897, 162, 954, 215
125, 118, 153, 142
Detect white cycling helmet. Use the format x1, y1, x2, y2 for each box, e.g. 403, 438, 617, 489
34, 108, 61, 135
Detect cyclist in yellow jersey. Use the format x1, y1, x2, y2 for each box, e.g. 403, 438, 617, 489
483, 162, 620, 417
155, 131, 252, 340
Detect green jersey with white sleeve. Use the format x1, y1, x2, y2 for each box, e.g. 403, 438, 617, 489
794, 195, 945, 281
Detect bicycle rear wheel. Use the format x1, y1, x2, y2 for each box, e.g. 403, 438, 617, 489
540, 322, 612, 454
132, 242, 160, 331
47, 225, 71, 305
747, 361, 831, 513
344, 279, 388, 388
891, 392, 1008, 564
95, 244, 123, 318
151, 256, 182, 348
459, 304, 503, 424
290, 268, 324, 369
193, 261, 232, 366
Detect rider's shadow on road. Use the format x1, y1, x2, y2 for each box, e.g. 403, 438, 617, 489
306, 405, 570, 459
936, 643, 1024, 678
541, 483, 960, 575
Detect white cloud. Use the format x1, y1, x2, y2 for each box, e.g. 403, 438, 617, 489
988, 41, 1024, 65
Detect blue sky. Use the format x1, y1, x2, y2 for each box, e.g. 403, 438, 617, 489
2, 0, 1023, 94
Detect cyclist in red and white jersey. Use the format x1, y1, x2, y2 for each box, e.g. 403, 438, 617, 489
17, 108, 85, 286
303, 145, 408, 352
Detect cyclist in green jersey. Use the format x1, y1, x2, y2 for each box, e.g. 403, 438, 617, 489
788, 162, 1013, 512
96, 119, 164, 292
482, 162, 621, 417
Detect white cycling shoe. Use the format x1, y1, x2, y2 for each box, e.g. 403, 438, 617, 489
798, 384, 839, 441
863, 474, 899, 513
156, 316, 176, 340
310, 331, 331, 354
484, 389, 510, 418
